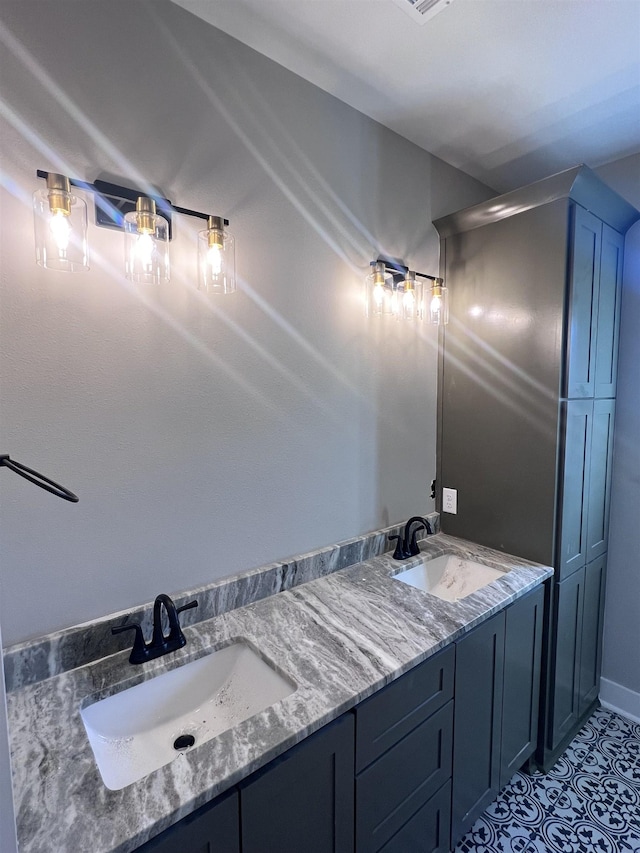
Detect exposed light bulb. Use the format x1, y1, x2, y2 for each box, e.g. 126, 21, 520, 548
135, 231, 155, 269
403, 288, 415, 310
373, 282, 385, 307
49, 210, 71, 252
207, 244, 222, 276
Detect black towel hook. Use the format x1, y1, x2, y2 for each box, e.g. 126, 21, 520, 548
0, 455, 79, 503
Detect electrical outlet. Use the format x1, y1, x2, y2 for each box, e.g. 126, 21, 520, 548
442, 487, 457, 514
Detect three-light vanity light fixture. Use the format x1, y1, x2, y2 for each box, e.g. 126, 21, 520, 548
32, 170, 236, 293
365, 259, 448, 325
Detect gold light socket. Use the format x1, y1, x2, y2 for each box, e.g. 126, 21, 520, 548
404, 271, 416, 291
373, 262, 386, 287
135, 197, 156, 234
431, 279, 444, 298
46, 173, 72, 217
206, 215, 224, 250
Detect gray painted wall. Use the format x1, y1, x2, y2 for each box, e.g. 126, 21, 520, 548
0, 0, 492, 647
595, 154, 640, 699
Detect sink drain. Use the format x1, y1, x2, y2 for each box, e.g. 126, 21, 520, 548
173, 734, 195, 751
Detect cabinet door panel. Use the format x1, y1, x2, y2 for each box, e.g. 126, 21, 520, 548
595, 225, 624, 398
134, 789, 239, 853
565, 205, 601, 398
550, 569, 584, 750
586, 400, 615, 563
240, 714, 354, 853
500, 586, 545, 788
579, 555, 607, 715
557, 400, 592, 579
452, 612, 505, 846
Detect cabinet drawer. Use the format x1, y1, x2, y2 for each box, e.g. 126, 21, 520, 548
377, 780, 451, 853
356, 700, 453, 853
355, 645, 454, 772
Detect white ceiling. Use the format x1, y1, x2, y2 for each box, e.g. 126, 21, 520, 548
173, 0, 640, 192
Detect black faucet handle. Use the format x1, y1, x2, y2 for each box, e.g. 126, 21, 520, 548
176, 600, 198, 616
111, 622, 141, 639
389, 533, 409, 561
111, 623, 148, 664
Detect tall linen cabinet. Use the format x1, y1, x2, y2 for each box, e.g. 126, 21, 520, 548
433, 166, 639, 771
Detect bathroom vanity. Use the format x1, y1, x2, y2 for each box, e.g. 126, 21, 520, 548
4, 531, 551, 853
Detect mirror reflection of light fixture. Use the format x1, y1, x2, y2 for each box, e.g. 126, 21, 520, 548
33, 173, 89, 272
365, 258, 447, 325
33, 171, 235, 291
198, 215, 236, 294
429, 280, 449, 326
124, 197, 170, 284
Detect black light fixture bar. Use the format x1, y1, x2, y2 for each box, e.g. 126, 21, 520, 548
36, 170, 229, 242
370, 257, 442, 284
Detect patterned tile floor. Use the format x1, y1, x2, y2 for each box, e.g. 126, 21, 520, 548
456, 708, 640, 853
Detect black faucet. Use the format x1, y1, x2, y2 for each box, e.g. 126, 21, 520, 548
112, 594, 198, 665
389, 515, 433, 560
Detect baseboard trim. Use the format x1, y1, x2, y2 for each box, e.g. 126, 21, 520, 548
600, 677, 640, 724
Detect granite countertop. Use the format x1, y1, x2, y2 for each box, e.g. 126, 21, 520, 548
6, 533, 553, 853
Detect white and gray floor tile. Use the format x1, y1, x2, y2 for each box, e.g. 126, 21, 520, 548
456, 708, 640, 853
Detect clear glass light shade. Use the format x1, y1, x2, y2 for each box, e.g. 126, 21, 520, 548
198, 217, 236, 294
365, 262, 393, 317
430, 282, 449, 325
33, 177, 89, 272
124, 198, 170, 284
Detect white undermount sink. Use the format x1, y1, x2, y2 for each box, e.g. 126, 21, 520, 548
81, 641, 296, 790
393, 553, 506, 602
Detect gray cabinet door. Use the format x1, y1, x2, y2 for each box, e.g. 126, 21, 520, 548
595, 225, 624, 398
133, 788, 240, 853
586, 399, 615, 564
452, 612, 505, 846
550, 568, 584, 750
500, 585, 545, 789
240, 714, 354, 853
565, 205, 602, 398
578, 555, 607, 715
557, 400, 592, 579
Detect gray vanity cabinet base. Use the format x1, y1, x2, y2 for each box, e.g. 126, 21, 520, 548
133, 788, 240, 853
452, 586, 545, 847
240, 713, 355, 853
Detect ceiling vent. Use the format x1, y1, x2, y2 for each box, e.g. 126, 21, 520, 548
390, 0, 455, 25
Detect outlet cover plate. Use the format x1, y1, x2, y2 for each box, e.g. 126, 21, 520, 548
442, 487, 457, 514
